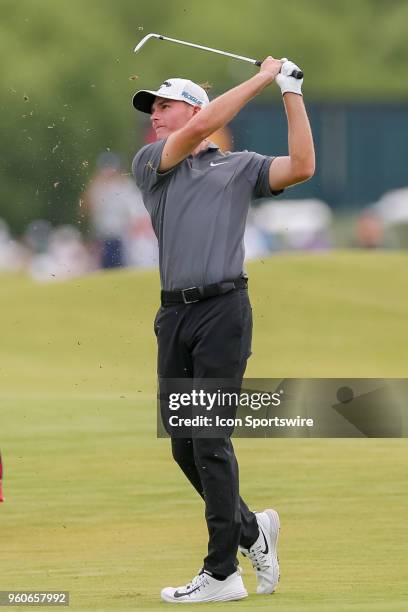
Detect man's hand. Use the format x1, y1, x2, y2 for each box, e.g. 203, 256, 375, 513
259, 56, 283, 83
275, 58, 304, 96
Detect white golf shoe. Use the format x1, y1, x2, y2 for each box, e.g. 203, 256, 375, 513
239, 508, 280, 594
161, 569, 248, 603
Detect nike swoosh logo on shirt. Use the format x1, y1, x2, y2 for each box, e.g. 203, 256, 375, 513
210, 161, 229, 166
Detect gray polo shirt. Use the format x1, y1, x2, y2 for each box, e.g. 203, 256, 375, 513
132, 139, 281, 290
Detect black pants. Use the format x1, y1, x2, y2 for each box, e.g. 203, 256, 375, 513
154, 288, 259, 577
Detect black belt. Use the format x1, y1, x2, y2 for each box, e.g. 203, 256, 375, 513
161, 276, 248, 306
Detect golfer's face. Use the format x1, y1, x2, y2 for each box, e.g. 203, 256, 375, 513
151, 97, 196, 138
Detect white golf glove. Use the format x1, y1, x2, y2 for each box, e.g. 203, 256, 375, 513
275, 58, 303, 96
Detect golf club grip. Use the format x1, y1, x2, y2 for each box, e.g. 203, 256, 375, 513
255, 59, 303, 79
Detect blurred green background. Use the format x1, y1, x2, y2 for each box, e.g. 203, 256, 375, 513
2, 0, 408, 231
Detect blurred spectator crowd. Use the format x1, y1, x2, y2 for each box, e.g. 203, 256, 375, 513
0, 152, 160, 282
2, 148, 408, 283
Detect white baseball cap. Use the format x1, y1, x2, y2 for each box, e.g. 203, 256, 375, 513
132, 77, 210, 114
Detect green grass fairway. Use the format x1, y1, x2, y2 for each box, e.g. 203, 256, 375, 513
1, 251, 407, 611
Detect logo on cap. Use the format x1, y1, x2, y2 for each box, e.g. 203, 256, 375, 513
181, 90, 203, 106
161, 81, 172, 88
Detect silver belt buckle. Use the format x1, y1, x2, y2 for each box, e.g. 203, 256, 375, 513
181, 287, 200, 304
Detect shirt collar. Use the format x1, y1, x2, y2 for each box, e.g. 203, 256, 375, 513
196, 141, 219, 156
188, 141, 220, 158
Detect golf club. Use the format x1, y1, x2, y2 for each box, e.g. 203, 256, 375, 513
134, 33, 303, 79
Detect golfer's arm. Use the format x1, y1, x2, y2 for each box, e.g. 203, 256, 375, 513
268, 94, 315, 190
160, 72, 273, 172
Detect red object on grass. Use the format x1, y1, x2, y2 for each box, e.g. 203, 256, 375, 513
0, 452, 4, 502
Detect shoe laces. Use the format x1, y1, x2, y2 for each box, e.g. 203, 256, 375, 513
243, 542, 269, 571
185, 571, 209, 593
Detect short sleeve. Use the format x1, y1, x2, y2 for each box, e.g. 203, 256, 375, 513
132, 139, 175, 194
243, 152, 284, 199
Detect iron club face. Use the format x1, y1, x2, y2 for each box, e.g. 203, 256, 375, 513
134, 33, 164, 53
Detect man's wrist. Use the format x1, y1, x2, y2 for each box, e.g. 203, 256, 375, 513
252, 71, 275, 90
282, 91, 303, 98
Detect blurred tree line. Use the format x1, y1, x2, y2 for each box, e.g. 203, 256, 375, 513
1, 0, 407, 232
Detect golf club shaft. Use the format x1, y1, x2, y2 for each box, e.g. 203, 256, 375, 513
147, 34, 260, 66
134, 33, 303, 79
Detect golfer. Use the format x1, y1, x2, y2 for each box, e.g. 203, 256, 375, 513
132, 56, 315, 603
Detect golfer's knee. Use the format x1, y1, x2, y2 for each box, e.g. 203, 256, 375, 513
171, 438, 193, 467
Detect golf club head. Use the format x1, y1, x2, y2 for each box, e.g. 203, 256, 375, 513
134, 33, 163, 53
